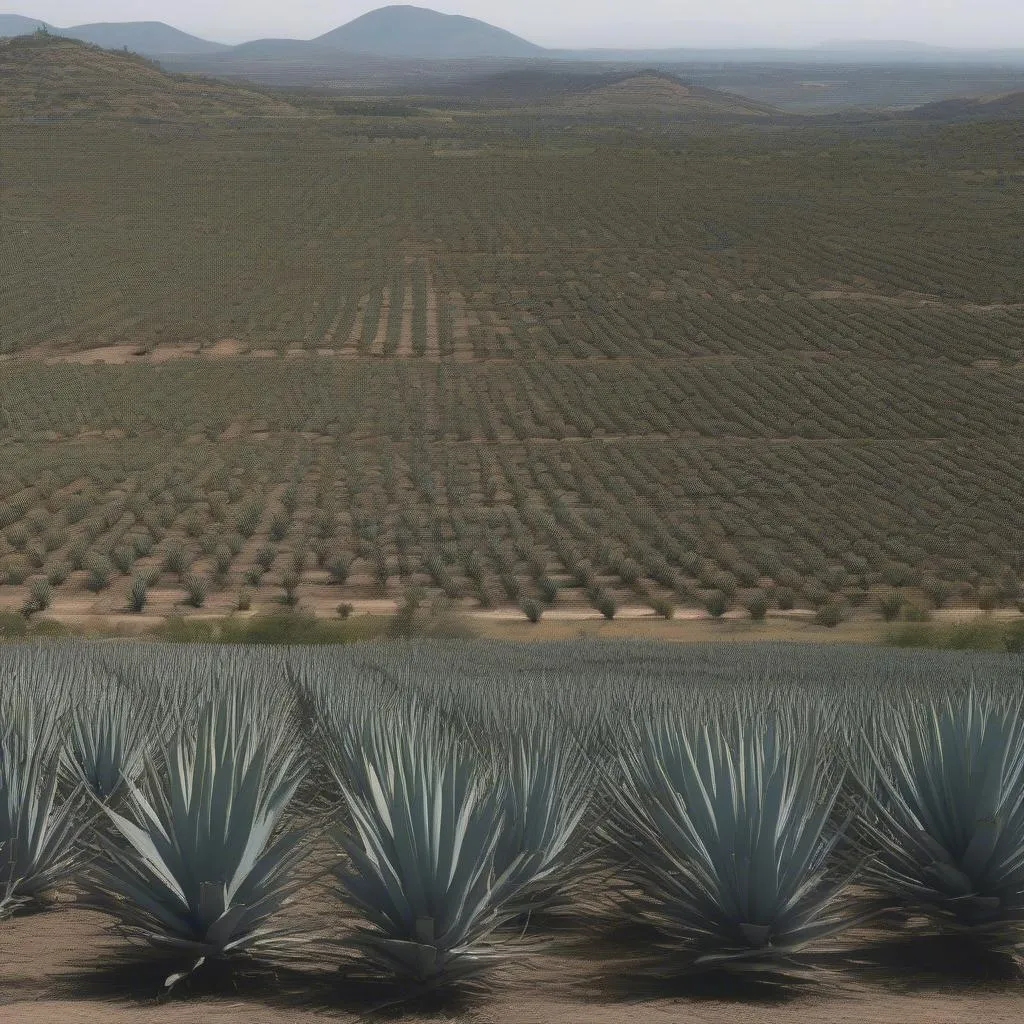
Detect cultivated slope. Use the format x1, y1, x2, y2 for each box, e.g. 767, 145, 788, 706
314, 4, 544, 58
0, 34, 301, 118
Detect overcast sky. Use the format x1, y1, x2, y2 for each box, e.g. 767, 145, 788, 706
7, 0, 1024, 48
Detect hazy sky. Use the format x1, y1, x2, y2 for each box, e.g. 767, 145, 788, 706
7, 0, 1024, 48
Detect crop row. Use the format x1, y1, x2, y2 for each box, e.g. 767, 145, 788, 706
1, 357, 1021, 442
0, 436, 1019, 615
2, 640, 1024, 997
0, 121, 1020, 355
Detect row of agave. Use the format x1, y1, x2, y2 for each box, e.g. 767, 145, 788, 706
0, 639, 1023, 996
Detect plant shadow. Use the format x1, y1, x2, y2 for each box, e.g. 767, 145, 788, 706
565, 917, 817, 1006
831, 931, 1024, 994
56, 947, 496, 1019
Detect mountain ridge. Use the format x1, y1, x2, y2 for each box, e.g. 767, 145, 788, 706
3, 8, 1022, 63
314, 5, 543, 58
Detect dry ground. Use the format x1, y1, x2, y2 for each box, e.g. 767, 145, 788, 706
4, 899, 1024, 1023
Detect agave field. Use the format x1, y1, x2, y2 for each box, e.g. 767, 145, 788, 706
0, 114, 1021, 625
1, 637, 1024, 1009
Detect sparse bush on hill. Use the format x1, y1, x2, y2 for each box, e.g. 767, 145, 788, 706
128, 574, 148, 613
879, 590, 905, 622
703, 589, 729, 618
743, 589, 769, 621
85, 555, 112, 593
814, 602, 844, 627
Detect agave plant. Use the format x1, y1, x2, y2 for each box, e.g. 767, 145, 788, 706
79, 691, 309, 975
856, 688, 1024, 947
609, 704, 861, 973
62, 676, 152, 802
491, 722, 593, 919
322, 702, 527, 988
0, 693, 84, 900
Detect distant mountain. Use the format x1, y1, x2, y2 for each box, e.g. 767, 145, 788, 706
0, 33, 301, 118
225, 38, 346, 60
314, 5, 544, 58
60, 21, 229, 54
0, 16, 227, 54
815, 39, 952, 53
0, 14, 56, 36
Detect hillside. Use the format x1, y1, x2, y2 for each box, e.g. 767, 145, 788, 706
0, 34, 302, 118
314, 4, 544, 58
554, 72, 778, 116
909, 89, 1024, 119
59, 21, 230, 55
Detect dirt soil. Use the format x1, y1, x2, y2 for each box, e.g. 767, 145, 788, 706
4, 901, 1024, 1023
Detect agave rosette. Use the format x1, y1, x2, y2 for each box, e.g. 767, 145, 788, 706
0, 690, 84, 900
610, 703, 860, 972
79, 690, 309, 964
322, 701, 528, 986
857, 688, 1024, 944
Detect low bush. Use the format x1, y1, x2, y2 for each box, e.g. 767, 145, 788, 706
814, 602, 844, 627
878, 590, 905, 622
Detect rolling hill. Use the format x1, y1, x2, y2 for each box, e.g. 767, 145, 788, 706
313, 5, 544, 58
0, 34, 302, 118
553, 72, 778, 117
0, 15, 227, 54
58, 21, 230, 54
908, 89, 1024, 119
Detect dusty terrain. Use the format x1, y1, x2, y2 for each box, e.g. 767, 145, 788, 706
4, 899, 1024, 1023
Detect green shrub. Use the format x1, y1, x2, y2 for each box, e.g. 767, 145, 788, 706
814, 602, 844, 627
878, 590, 905, 622
326, 553, 352, 585
85, 556, 112, 593
591, 589, 617, 620
255, 545, 277, 571
538, 576, 559, 604
520, 597, 542, 623
703, 590, 729, 618
162, 542, 191, 578
743, 589, 769, 621
67, 539, 89, 571
112, 545, 136, 575
22, 579, 52, 617
243, 566, 265, 587
46, 561, 71, 587
921, 574, 953, 609
4, 559, 30, 586
269, 513, 290, 542
280, 570, 300, 608
651, 596, 675, 620
337, 602, 353, 619
977, 585, 1000, 612
775, 586, 796, 611
0, 610, 29, 637
183, 572, 208, 609
128, 575, 148, 613
237, 588, 252, 612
